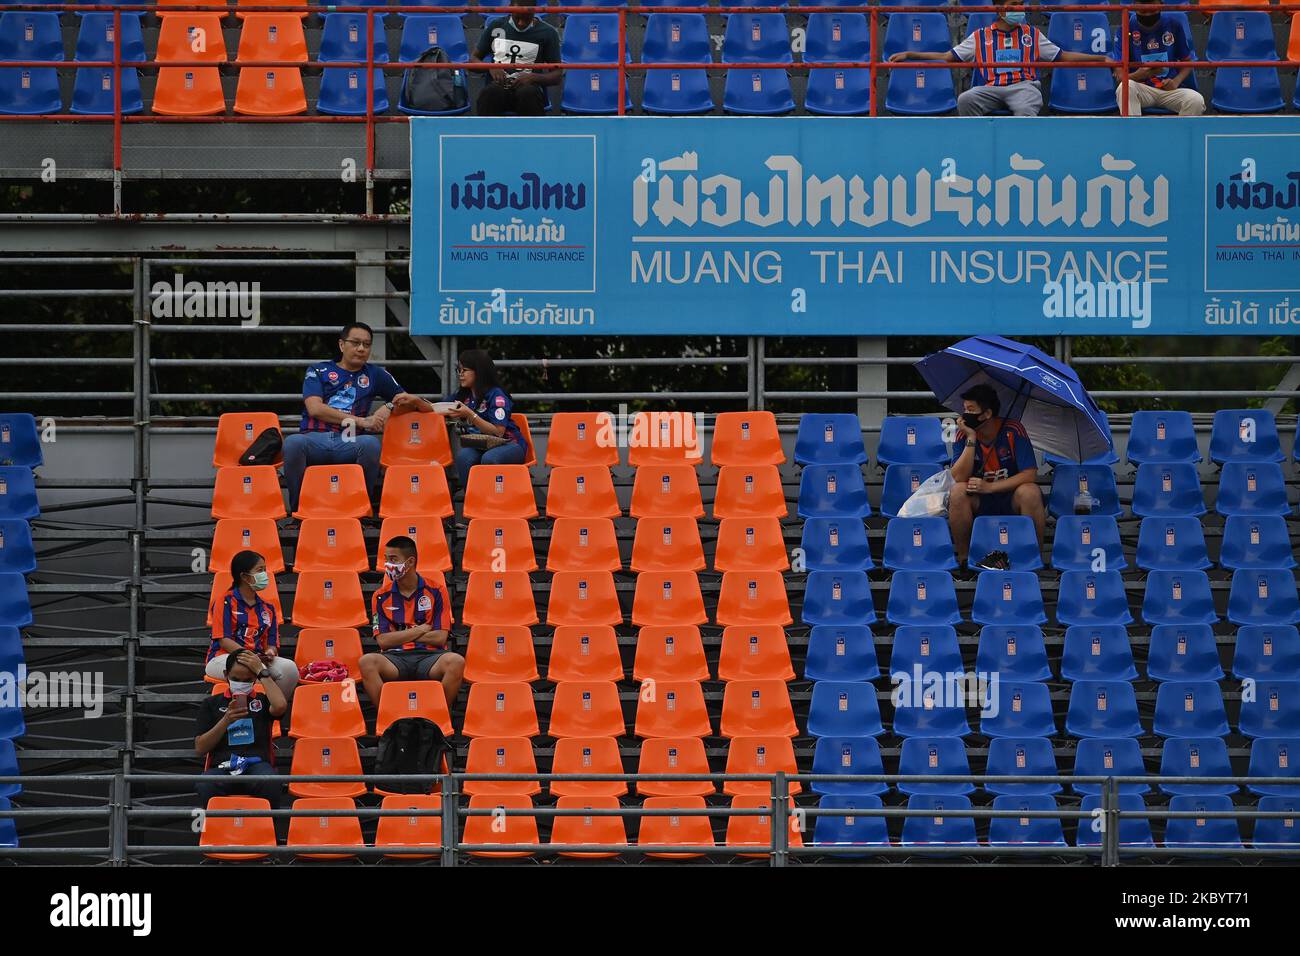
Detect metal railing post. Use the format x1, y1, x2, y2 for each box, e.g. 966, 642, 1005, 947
112, 7, 123, 213
617, 8, 627, 117
868, 6, 879, 117
770, 771, 788, 867
1102, 775, 1120, 866
440, 773, 459, 867
366, 9, 376, 214
755, 336, 766, 411
1119, 4, 1130, 117
109, 773, 128, 865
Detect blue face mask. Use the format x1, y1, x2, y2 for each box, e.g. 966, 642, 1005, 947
1003, 9, 1026, 23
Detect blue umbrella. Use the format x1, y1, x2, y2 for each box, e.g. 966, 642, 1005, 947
915, 336, 1114, 463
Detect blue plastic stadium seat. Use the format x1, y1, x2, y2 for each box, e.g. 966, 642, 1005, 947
880, 464, 943, 519
1209, 407, 1285, 464
1046, 12, 1116, 114
0, 738, 18, 799
810, 737, 888, 796
399, 15, 468, 62
901, 794, 977, 847
0, 797, 15, 848
1077, 794, 1154, 848
1057, 571, 1133, 628
804, 625, 879, 682
888, 625, 962, 683
0, 626, 18, 661
890, 684, 972, 739
0, 574, 31, 628
1153, 680, 1229, 738
1215, 462, 1290, 518
976, 625, 1052, 682
794, 413, 867, 466
1136, 516, 1210, 572
1048, 465, 1121, 519
814, 794, 890, 849
1252, 796, 1300, 845
320, 12, 389, 61
807, 681, 884, 738
802, 570, 877, 627
721, 14, 794, 115
1232, 625, 1300, 682
319, 67, 390, 114
318, 15, 391, 117
797, 464, 871, 519
0, 12, 62, 114
0, 520, 35, 575
561, 14, 630, 114
0, 468, 39, 520
1239, 681, 1300, 738
969, 515, 1043, 572
1220, 516, 1295, 571
1072, 737, 1150, 795
971, 571, 1046, 627
1246, 738, 1300, 796
801, 518, 873, 572
898, 737, 975, 796
1159, 737, 1236, 797
1164, 794, 1242, 850
1126, 410, 1200, 466
1066, 680, 1144, 738
1147, 624, 1224, 682
1207, 13, 1284, 114
982, 680, 1056, 739
1228, 569, 1300, 626
886, 571, 961, 627
882, 516, 957, 572
1142, 569, 1218, 626
803, 13, 870, 116
641, 14, 712, 114
985, 737, 1061, 796
0, 416, 42, 470
876, 416, 948, 468
988, 794, 1067, 847
71, 12, 146, 115
1049, 515, 1126, 573
882, 10, 958, 116
1131, 463, 1206, 518
1060, 625, 1138, 682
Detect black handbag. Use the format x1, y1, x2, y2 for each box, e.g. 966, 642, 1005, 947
458, 431, 511, 452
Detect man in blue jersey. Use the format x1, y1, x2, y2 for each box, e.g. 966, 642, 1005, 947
948, 384, 1045, 566
1115, 6, 1204, 116
282, 322, 411, 516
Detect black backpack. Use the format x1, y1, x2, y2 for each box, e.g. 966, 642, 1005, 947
400, 47, 468, 114
239, 427, 283, 467
375, 717, 453, 795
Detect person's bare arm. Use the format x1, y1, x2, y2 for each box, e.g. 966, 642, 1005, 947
375, 621, 447, 651
950, 431, 976, 484
1058, 50, 1107, 63
888, 50, 958, 62
195, 709, 237, 756
515, 68, 562, 88
471, 50, 510, 85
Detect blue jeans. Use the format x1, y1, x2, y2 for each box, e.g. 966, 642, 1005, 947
283, 431, 382, 512
454, 441, 526, 491
196, 761, 282, 809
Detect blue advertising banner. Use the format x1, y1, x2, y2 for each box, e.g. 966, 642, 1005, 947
409, 117, 1300, 336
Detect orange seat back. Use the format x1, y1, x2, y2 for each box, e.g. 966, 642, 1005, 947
463, 794, 538, 858
462, 681, 539, 738
628, 412, 703, 467
463, 736, 540, 797
210, 518, 284, 574
156, 14, 227, 61
545, 412, 619, 468
292, 518, 368, 573
236, 14, 308, 62
513, 414, 538, 467
546, 624, 623, 682
380, 410, 453, 468
634, 679, 712, 738
629, 464, 703, 519
630, 516, 705, 573
632, 625, 710, 682
462, 518, 537, 572
295, 464, 370, 520
548, 680, 625, 738
720, 679, 798, 739
378, 465, 453, 520
291, 571, 367, 628
725, 795, 803, 858
723, 735, 802, 797
546, 571, 622, 628
550, 735, 627, 798
713, 517, 789, 573
293, 627, 363, 680
638, 796, 714, 859
234, 67, 306, 116
545, 517, 621, 573
213, 412, 282, 467
288, 680, 366, 739
716, 570, 793, 627
464, 464, 537, 520
545, 466, 621, 519
552, 795, 626, 859
200, 796, 276, 861
288, 735, 366, 799
464, 625, 539, 683
717, 625, 795, 683
211, 466, 285, 520
631, 571, 707, 627
710, 411, 784, 467
461, 571, 538, 627
713, 465, 787, 520
376, 680, 453, 736
635, 737, 716, 797
374, 794, 442, 858
286, 797, 362, 859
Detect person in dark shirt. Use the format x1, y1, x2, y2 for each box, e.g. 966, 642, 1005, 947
1115, 9, 1204, 116
470, 0, 562, 116
194, 650, 288, 808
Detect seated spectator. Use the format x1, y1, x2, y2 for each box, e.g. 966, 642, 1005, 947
206, 550, 299, 699
194, 649, 287, 809
1115, 8, 1205, 116
281, 322, 411, 519
358, 536, 465, 708
395, 349, 528, 490
470, 0, 561, 116
889, 0, 1106, 116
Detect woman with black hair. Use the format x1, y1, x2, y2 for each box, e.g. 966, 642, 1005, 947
205, 550, 299, 699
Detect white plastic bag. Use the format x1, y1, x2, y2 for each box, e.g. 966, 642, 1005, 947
897, 468, 956, 518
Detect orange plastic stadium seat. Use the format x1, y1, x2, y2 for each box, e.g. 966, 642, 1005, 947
289, 736, 366, 799
630, 516, 705, 573
713, 465, 787, 520
463, 736, 541, 797
291, 571, 367, 628
378, 465, 453, 520
374, 516, 452, 574
716, 571, 793, 627
550, 736, 627, 798
213, 412, 283, 468
723, 736, 802, 797
210, 518, 284, 574
158, 0, 226, 14
725, 795, 803, 858
514, 415, 538, 467
548, 680, 626, 738
236, 0, 309, 18
632, 571, 707, 627
629, 464, 704, 519
1291, 14, 1300, 62
464, 625, 539, 683
292, 518, 367, 573
634, 679, 712, 738
713, 517, 789, 573
628, 412, 703, 467
632, 625, 710, 682
545, 466, 621, 519
374, 794, 442, 859
546, 571, 622, 628
545, 517, 621, 573
546, 625, 623, 682
233, 18, 306, 118
236, 13, 308, 62
462, 681, 539, 738
720, 679, 798, 739
463, 794, 538, 858
156, 14, 227, 57
207, 571, 285, 626
153, 15, 228, 116
289, 681, 366, 739
200, 797, 276, 861
636, 736, 716, 797
551, 795, 627, 859
717, 625, 795, 682
211, 466, 285, 520
380, 410, 453, 468
294, 464, 370, 520
638, 796, 715, 860
287, 797, 363, 860
545, 412, 619, 468
462, 518, 537, 572
375, 680, 453, 736
462, 571, 539, 627
464, 464, 537, 520
294, 627, 363, 680
710, 411, 784, 467
234, 67, 307, 117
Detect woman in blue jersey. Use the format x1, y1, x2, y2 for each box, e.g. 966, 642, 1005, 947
205, 550, 299, 699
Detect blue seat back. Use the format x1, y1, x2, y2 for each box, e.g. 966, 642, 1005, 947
805, 625, 880, 682
1060, 624, 1138, 682
1049, 515, 1125, 572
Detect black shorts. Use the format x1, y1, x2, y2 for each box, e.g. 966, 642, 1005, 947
382, 648, 452, 681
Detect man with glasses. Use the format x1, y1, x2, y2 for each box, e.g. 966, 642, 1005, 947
282, 322, 411, 518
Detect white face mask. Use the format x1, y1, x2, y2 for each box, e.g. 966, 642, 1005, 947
228, 680, 255, 696
384, 561, 409, 582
